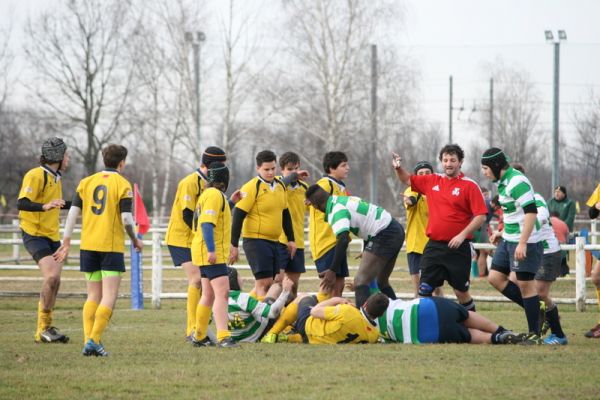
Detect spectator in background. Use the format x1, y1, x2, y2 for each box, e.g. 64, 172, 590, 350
548, 186, 576, 231
550, 211, 570, 277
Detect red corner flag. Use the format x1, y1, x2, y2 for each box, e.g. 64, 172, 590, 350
133, 183, 150, 235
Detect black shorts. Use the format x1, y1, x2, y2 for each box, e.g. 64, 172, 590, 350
294, 296, 318, 343
407, 252, 423, 275
277, 244, 306, 273
243, 238, 280, 280
168, 245, 192, 266
432, 297, 471, 344
535, 250, 562, 282
80, 250, 125, 273
22, 231, 60, 263
364, 219, 405, 260
315, 248, 349, 278
200, 263, 228, 280
420, 240, 472, 292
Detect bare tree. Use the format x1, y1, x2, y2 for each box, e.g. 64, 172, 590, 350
24, 0, 135, 175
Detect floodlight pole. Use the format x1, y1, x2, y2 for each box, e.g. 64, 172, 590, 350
546, 30, 566, 190
186, 31, 206, 165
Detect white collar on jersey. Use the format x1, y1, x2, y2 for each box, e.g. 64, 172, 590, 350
41, 165, 62, 183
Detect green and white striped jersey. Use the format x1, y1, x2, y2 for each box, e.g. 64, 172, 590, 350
227, 291, 272, 342
497, 167, 543, 243
534, 193, 561, 254
376, 298, 421, 344
325, 196, 392, 240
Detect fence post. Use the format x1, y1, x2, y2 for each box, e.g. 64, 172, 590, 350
592, 219, 598, 245
12, 219, 20, 264
575, 236, 586, 312
152, 229, 162, 309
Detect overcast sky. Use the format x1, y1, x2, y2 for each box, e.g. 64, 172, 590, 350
2, 0, 599, 150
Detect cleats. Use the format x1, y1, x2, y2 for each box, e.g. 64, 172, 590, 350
260, 333, 278, 344
538, 301, 547, 336
217, 337, 240, 348
186, 330, 195, 343
497, 330, 522, 345
584, 323, 600, 339
543, 333, 568, 345
82, 339, 108, 357
35, 327, 69, 343
192, 336, 215, 347
521, 333, 543, 345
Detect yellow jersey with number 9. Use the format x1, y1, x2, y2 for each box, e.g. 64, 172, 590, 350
77, 170, 133, 253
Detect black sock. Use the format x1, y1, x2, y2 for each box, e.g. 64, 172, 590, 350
380, 286, 397, 300
546, 304, 565, 338
523, 295, 541, 335
501, 281, 524, 307
460, 299, 476, 312
491, 326, 505, 344
355, 284, 371, 308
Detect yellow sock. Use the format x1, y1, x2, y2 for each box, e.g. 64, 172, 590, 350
596, 289, 600, 323
316, 291, 331, 303
249, 289, 257, 299
187, 286, 201, 336
286, 333, 303, 343
82, 301, 99, 343
217, 329, 231, 342
90, 305, 112, 343
37, 302, 52, 331
257, 295, 265, 302
194, 304, 212, 340
268, 302, 299, 335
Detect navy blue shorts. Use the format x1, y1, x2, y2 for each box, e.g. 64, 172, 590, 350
491, 239, 543, 275
407, 252, 422, 275
315, 247, 349, 278
294, 296, 318, 343
535, 250, 562, 282
22, 231, 60, 263
243, 238, 280, 280
200, 263, 228, 280
432, 297, 471, 344
168, 245, 192, 266
364, 219, 405, 260
277, 244, 306, 273
80, 250, 125, 273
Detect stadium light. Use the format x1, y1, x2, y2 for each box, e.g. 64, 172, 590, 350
545, 30, 567, 191
185, 31, 206, 164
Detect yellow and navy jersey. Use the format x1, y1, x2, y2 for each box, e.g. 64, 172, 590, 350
305, 304, 380, 344
403, 186, 429, 254
235, 176, 289, 242
191, 188, 231, 266
18, 166, 63, 241
77, 170, 133, 253
278, 176, 308, 248
165, 170, 207, 248
308, 176, 348, 260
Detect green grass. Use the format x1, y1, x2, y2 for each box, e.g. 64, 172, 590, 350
1, 297, 600, 400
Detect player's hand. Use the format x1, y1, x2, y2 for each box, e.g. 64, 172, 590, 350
287, 241, 297, 259
228, 246, 239, 265
133, 238, 143, 252
229, 190, 242, 204
43, 199, 65, 211
319, 270, 336, 293
207, 251, 216, 264
297, 170, 310, 180
391, 152, 402, 169
282, 276, 294, 292
448, 233, 466, 249
514, 242, 527, 261
595, 201, 600, 211
489, 231, 502, 245
53, 238, 70, 263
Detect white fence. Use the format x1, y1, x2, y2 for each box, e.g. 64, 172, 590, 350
1, 220, 599, 311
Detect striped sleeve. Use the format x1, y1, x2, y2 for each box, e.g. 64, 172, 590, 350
509, 177, 535, 207
328, 204, 351, 236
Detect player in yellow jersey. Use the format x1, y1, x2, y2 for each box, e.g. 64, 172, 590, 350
308, 151, 349, 297
55, 145, 143, 357
585, 182, 600, 338
229, 150, 296, 299
165, 146, 229, 341
277, 152, 310, 297
18, 137, 71, 343
189, 162, 239, 348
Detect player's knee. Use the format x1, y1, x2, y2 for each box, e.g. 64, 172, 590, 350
418, 282, 434, 297
46, 275, 61, 290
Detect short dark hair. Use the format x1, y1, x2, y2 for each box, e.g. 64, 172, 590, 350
279, 151, 300, 169
364, 293, 389, 319
438, 144, 464, 162
305, 184, 330, 208
511, 162, 525, 173
102, 144, 128, 168
256, 150, 277, 166
322, 151, 348, 173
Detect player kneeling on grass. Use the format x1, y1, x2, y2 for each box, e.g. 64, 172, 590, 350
226, 267, 293, 342
263, 292, 387, 344
377, 296, 525, 345
55, 144, 143, 357
191, 162, 239, 348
